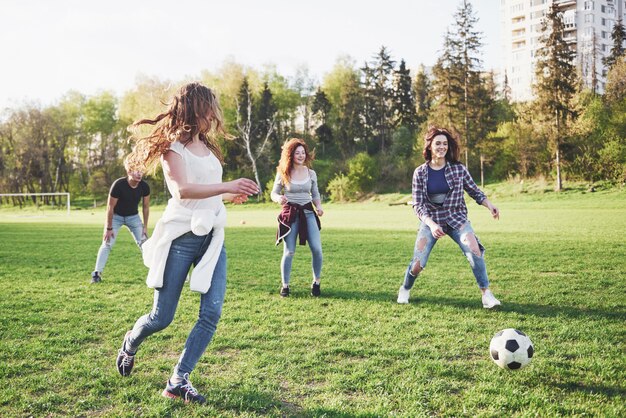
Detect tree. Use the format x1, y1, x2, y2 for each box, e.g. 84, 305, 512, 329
603, 19, 626, 70
430, 29, 464, 133
472, 72, 498, 186
292, 65, 316, 139
412, 65, 432, 126
361, 46, 396, 153
604, 56, 626, 104
311, 87, 333, 154
234, 77, 277, 194
392, 59, 417, 132
453, 0, 484, 168
534, 3, 578, 191
322, 57, 365, 158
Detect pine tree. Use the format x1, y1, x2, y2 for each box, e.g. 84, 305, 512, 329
502, 70, 512, 102
412, 64, 432, 126
534, 4, 578, 191
453, 0, 483, 168
312, 87, 333, 154
430, 29, 463, 133
603, 19, 626, 70
361, 46, 396, 153
392, 59, 417, 132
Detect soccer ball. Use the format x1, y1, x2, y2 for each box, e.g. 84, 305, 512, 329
489, 328, 534, 370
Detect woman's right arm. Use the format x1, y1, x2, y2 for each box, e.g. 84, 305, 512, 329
163, 150, 259, 199
413, 167, 445, 239
270, 172, 287, 204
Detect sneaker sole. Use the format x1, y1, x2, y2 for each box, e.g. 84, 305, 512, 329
483, 302, 502, 309
162, 389, 189, 403
162, 389, 205, 404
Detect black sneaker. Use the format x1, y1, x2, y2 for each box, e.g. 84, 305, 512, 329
116, 331, 135, 377
311, 282, 321, 297
280, 286, 290, 297
91, 271, 102, 284
162, 373, 206, 404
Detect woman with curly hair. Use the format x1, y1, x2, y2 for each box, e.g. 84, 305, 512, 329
271, 138, 324, 297
397, 126, 502, 309
115, 82, 259, 403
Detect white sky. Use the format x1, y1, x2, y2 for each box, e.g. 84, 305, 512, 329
0, 0, 500, 109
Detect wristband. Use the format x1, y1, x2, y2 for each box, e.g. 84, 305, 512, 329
106, 227, 113, 231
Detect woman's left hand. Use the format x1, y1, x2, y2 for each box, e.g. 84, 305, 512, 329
316, 206, 324, 217
224, 193, 248, 204
487, 202, 499, 220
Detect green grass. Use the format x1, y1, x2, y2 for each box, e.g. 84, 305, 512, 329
0, 190, 625, 417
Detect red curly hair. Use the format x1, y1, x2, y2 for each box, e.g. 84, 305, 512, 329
277, 138, 314, 185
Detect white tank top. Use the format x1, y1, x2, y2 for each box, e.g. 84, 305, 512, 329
163, 140, 223, 211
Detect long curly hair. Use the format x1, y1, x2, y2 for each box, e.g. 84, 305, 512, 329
125, 82, 230, 173
277, 138, 314, 185
422, 126, 461, 163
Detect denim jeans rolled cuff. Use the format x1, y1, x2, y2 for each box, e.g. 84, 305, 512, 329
403, 263, 418, 290
127, 231, 227, 377
281, 209, 323, 284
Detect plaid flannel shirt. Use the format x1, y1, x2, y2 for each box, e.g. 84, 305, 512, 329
412, 162, 486, 230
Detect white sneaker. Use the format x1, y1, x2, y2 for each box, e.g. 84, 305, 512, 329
482, 290, 501, 309
397, 286, 410, 304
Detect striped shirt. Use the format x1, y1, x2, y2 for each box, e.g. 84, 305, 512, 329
412, 162, 486, 230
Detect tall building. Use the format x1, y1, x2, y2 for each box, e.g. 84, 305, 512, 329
501, 0, 626, 102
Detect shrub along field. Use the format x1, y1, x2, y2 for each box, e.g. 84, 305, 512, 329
0, 189, 625, 417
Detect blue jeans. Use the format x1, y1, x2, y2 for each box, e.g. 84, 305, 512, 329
281, 209, 323, 285
403, 221, 489, 290
94, 213, 144, 273
127, 231, 227, 378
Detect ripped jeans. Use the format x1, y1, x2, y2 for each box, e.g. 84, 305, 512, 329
127, 231, 227, 378
403, 221, 489, 290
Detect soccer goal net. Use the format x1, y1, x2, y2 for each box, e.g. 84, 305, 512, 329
0, 193, 71, 215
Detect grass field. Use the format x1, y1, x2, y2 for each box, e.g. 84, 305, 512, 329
1, 189, 625, 417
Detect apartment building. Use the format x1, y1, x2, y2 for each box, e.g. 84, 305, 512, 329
501, 0, 626, 101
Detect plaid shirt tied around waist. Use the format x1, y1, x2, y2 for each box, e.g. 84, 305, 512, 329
411, 162, 486, 230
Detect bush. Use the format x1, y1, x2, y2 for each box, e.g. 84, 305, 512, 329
263, 177, 276, 202
346, 152, 378, 193
326, 174, 354, 202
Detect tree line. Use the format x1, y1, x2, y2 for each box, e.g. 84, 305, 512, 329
1, 1, 625, 206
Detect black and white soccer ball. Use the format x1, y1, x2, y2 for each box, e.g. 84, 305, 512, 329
489, 328, 534, 370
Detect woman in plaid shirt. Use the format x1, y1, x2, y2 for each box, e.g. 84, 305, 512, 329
397, 127, 502, 309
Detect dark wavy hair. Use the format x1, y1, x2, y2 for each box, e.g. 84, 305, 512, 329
277, 138, 314, 185
422, 126, 460, 163
125, 82, 231, 173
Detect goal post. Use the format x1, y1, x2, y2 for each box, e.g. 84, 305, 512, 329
0, 192, 71, 215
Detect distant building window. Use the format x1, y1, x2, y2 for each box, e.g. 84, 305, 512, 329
601, 5, 606, 13
584, 1, 594, 11
585, 27, 594, 36
602, 18, 607, 26
531, 10, 546, 19
602, 31, 608, 38
585, 14, 594, 23
511, 3, 524, 13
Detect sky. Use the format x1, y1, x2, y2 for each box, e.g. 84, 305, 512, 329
0, 0, 501, 110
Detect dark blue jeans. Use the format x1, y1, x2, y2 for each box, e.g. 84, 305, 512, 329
127, 231, 227, 378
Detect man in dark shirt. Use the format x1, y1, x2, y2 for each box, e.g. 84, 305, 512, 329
91, 165, 150, 283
